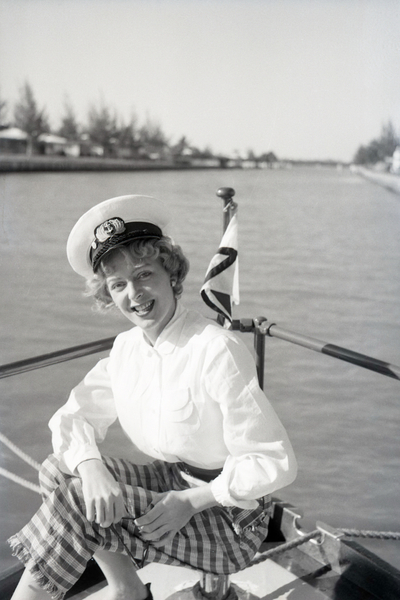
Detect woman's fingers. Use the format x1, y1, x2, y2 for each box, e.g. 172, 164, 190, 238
135, 501, 162, 528
84, 490, 125, 528
85, 498, 96, 523
139, 521, 178, 546
95, 497, 108, 526
139, 521, 169, 540
135, 492, 193, 543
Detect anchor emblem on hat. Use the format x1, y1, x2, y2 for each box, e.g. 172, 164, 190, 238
92, 217, 126, 248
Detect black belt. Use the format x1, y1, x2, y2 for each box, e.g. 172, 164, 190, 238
180, 462, 222, 483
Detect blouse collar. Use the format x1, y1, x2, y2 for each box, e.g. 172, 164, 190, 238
142, 301, 188, 355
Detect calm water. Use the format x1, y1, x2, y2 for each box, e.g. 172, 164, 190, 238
1, 167, 400, 572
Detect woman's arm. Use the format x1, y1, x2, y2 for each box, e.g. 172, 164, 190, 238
203, 333, 297, 508
49, 357, 118, 475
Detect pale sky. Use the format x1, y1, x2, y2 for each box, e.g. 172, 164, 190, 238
0, 0, 399, 161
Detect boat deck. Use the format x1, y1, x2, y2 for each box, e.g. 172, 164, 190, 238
2, 499, 399, 600
68, 560, 334, 599
67, 548, 381, 600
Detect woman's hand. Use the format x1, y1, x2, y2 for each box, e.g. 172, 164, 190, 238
77, 459, 125, 528
135, 485, 217, 547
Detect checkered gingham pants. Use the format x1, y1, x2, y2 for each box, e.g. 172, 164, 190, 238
8, 454, 271, 600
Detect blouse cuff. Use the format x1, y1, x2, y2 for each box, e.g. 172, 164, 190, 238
64, 446, 103, 475
210, 474, 258, 510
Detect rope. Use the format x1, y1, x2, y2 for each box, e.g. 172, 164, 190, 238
0, 466, 41, 495
252, 526, 400, 565
338, 528, 400, 540
251, 530, 321, 564
0, 431, 42, 494
0, 432, 41, 471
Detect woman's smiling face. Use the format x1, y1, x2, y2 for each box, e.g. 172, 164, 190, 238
105, 250, 177, 344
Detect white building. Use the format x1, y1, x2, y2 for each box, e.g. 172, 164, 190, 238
391, 146, 400, 174
0, 127, 28, 153
37, 133, 80, 157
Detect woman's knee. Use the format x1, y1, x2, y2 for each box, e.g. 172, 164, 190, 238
39, 453, 70, 496
50, 475, 89, 522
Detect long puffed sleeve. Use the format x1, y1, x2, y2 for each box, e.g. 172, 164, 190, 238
49, 357, 118, 474
203, 334, 297, 509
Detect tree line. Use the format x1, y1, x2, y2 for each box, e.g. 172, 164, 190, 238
0, 81, 281, 163
7, 80, 395, 164
0, 81, 191, 158
353, 121, 399, 165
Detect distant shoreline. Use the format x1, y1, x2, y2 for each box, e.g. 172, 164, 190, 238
0, 154, 351, 174
0, 155, 203, 173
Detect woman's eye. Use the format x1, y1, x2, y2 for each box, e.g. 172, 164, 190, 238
110, 281, 125, 291
138, 271, 151, 279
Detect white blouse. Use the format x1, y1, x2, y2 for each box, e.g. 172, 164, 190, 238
49, 303, 297, 509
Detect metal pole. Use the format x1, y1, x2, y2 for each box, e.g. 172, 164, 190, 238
216, 190, 266, 390
200, 189, 261, 599
262, 323, 400, 381
215, 187, 238, 328
253, 317, 267, 390
199, 573, 231, 597
216, 187, 236, 233
0, 337, 115, 379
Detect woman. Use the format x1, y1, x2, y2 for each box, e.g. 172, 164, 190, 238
9, 194, 297, 600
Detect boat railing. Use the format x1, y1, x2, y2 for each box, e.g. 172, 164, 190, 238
0, 337, 115, 379
231, 316, 400, 389
1, 318, 399, 389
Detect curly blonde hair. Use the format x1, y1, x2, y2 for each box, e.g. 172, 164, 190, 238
85, 237, 190, 311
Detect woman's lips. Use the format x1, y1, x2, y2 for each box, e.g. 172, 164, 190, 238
132, 300, 154, 316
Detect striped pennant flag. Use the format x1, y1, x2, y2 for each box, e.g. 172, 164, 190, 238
200, 213, 239, 323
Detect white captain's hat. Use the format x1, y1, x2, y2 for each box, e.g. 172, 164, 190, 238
67, 194, 170, 278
